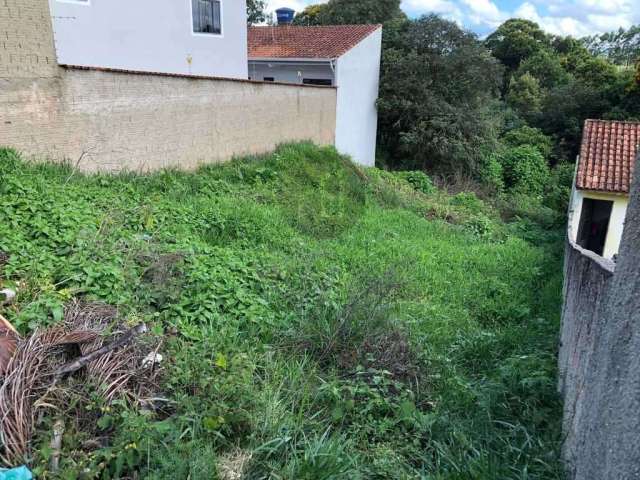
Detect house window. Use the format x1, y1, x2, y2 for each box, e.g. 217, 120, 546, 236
577, 198, 613, 256
192, 0, 222, 35
303, 78, 332, 86
263, 77, 275, 82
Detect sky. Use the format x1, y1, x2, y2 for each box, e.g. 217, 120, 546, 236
265, 0, 640, 38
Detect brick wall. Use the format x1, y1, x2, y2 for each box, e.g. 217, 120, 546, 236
0, 0, 336, 172
0, 0, 57, 78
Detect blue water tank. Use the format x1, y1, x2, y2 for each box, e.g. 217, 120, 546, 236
276, 7, 295, 25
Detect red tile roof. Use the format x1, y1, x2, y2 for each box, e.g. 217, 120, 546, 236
248, 25, 381, 60
576, 119, 640, 194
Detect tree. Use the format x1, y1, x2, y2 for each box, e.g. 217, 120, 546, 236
582, 25, 640, 67
293, 0, 403, 26
292, 4, 327, 26
506, 73, 543, 121
539, 79, 611, 159
502, 126, 553, 159
517, 49, 568, 89
485, 19, 551, 70
378, 15, 504, 173
246, 0, 267, 25
573, 57, 618, 87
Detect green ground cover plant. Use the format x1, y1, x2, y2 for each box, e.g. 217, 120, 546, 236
0, 143, 565, 479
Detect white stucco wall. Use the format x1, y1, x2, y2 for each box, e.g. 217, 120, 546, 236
334, 27, 382, 167
48, 0, 248, 79
248, 61, 334, 84
568, 188, 629, 259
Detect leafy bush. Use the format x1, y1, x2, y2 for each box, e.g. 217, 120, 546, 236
393, 171, 436, 194
544, 161, 576, 213
502, 126, 553, 159
496, 145, 550, 196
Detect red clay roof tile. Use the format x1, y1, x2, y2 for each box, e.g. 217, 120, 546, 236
248, 25, 381, 60
576, 119, 640, 194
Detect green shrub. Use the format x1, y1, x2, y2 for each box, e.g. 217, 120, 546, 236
451, 191, 486, 212
284, 271, 404, 369
497, 145, 550, 196
480, 154, 505, 193
502, 126, 553, 159
394, 170, 436, 195
544, 161, 575, 213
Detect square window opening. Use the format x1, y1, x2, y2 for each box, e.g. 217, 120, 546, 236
192, 0, 222, 35
577, 198, 613, 256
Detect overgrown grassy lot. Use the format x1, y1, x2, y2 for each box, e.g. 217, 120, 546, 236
0, 144, 564, 479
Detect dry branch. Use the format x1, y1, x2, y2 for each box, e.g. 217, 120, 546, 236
54, 323, 147, 379
0, 313, 18, 336
49, 419, 64, 472
0, 300, 159, 467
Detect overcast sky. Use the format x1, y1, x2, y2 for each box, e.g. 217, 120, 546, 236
266, 0, 640, 37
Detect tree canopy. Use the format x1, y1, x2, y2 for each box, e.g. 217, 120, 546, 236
485, 19, 550, 70
246, 0, 267, 25
288, 1, 639, 183
582, 25, 640, 67
292, 0, 403, 26
378, 15, 503, 173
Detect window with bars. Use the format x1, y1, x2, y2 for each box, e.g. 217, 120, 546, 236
192, 0, 222, 35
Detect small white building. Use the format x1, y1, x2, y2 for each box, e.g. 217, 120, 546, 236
47, 0, 248, 78
248, 24, 382, 167
568, 119, 639, 259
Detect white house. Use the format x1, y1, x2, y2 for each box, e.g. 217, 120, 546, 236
47, 0, 248, 78
248, 24, 383, 167
568, 119, 639, 259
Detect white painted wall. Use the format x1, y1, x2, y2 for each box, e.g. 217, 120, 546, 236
568, 188, 629, 259
334, 27, 382, 167
248, 61, 334, 84
48, 0, 248, 79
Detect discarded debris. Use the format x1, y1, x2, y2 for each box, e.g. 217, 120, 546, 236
54, 323, 147, 380
0, 290, 15, 306
0, 300, 160, 467
0, 314, 18, 337
0, 465, 32, 480
49, 420, 64, 472
218, 449, 253, 480
0, 315, 18, 375
142, 352, 163, 368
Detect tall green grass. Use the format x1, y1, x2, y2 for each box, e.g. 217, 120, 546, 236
0, 143, 564, 478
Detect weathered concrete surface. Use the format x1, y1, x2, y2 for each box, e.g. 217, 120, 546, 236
559, 154, 640, 479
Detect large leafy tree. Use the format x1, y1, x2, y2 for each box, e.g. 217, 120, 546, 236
582, 25, 640, 67
485, 19, 551, 71
247, 0, 267, 25
517, 50, 568, 89
506, 73, 543, 122
293, 0, 403, 26
292, 4, 327, 26
378, 15, 504, 173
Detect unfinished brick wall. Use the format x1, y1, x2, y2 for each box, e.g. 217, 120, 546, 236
0, 0, 57, 78
0, 0, 336, 172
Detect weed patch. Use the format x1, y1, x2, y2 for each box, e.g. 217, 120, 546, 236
0, 144, 564, 478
